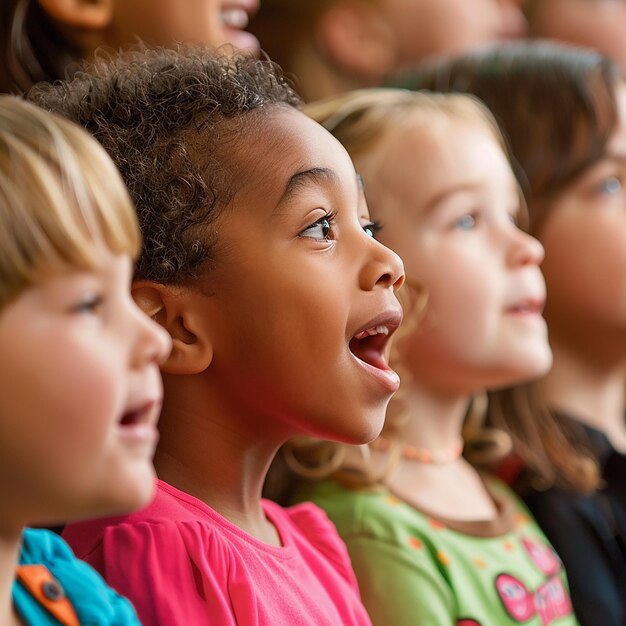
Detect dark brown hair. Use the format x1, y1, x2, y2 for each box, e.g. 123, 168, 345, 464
396, 41, 624, 492
400, 40, 622, 233
28, 46, 301, 285
0, 0, 82, 93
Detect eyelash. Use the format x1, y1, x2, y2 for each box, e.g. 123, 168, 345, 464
597, 175, 623, 196
73, 294, 104, 315
299, 210, 338, 240
363, 221, 383, 238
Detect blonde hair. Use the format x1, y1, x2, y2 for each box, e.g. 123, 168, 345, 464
281, 89, 517, 489
0, 96, 140, 309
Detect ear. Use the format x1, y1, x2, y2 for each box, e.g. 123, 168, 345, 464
37, 0, 113, 30
317, 1, 396, 81
132, 282, 214, 376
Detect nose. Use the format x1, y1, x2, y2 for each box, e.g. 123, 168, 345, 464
360, 237, 405, 292
132, 303, 172, 368
506, 227, 545, 268
498, 0, 527, 39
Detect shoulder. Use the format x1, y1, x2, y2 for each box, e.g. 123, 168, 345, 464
292, 480, 425, 547
63, 480, 239, 570
19, 529, 140, 625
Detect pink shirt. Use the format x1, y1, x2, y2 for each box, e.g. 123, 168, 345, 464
62, 480, 372, 626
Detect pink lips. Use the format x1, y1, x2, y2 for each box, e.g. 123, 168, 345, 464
505, 298, 545, 316
118, 399, 161, 447
349, 308, 403, 393
220, 0, 260, 50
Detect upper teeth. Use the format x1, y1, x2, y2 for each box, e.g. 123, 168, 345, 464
221, 8, 249, 28
354, 325, 389, 340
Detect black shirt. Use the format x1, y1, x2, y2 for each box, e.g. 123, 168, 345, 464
523, 421, 626, 626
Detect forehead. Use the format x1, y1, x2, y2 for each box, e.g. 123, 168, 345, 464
226, 107, 359, 205
366, 113, 515, 208
609, 84, 626, 153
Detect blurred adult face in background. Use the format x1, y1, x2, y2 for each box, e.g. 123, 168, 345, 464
527, 0, 626, 70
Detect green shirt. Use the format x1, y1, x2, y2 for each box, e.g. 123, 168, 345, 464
294, 478, 579, 626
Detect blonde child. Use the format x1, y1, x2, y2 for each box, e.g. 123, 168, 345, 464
0, 96, 171, 625
411, 40, 626, 626
29, 47, 405, 625
285, 89, 579, 626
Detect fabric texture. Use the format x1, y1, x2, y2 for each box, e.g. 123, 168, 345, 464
294, 477, 579, 626
62, 479, 372, 626
13, 528, 140, 625
522, 418, 626, 626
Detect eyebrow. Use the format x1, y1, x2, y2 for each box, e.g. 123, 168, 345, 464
421, 181, 482, 214
278, 167, 339, 207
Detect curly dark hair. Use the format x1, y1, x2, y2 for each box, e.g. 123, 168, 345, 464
27, 46, 301, 283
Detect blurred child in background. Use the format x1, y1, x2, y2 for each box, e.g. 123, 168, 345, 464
412, 41, 626, 626
1, 0, 260, 92
526, 0, 626, 71
248, 0, 526, 101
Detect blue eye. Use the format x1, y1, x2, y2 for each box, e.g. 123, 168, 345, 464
299, 210, 337, 240
598, 176, 622, 195
453, 214, 477, 230
73, 294, 104, 315
363, 221, 382, 238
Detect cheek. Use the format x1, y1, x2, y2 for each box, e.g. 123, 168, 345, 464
541, 214, 626, 312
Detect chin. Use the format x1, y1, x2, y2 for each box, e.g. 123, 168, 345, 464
339, 407, 387, 446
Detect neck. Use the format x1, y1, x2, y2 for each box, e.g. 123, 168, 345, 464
395, 382, 471, 451
0, 529, 23, 626
154, 374, 285, 544
540, 338, 626, 448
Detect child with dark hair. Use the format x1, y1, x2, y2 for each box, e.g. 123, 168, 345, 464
0, 96, 171, 626
1, 0, 259, 93
29, 47, 405, 626
408, 41, 626, 626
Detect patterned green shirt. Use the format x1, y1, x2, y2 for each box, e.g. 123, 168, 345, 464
294, 478, 579, 626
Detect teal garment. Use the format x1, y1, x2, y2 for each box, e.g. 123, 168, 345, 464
294, 478, 580, 626
14, 528, 141, 625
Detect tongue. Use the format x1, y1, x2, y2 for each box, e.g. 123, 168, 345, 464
349, 337, 387, 370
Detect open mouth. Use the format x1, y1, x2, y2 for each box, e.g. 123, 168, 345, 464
506, 299, 545, 315
349, 325, 394, 370
220, 8, 250, 29
119, 400, 158, 428
348, 309, 403, 393
219, 2, 260, 49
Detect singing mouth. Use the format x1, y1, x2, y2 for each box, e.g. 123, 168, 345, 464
348, 310, 403, 372
505, 298, 545, 315
220, 1, 258, 30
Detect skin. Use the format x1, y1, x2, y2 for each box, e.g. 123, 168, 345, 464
353, 112, 551, 520
41, 0, 260, 57
0, 252, 170, 532
527, 0, 626, 70
0, 249, 170, 626
537, 84, 626, 449
250, 0, 525, 102
378, 0, 527, 67
151, 107, 405, 543
103, 0, 260, 50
